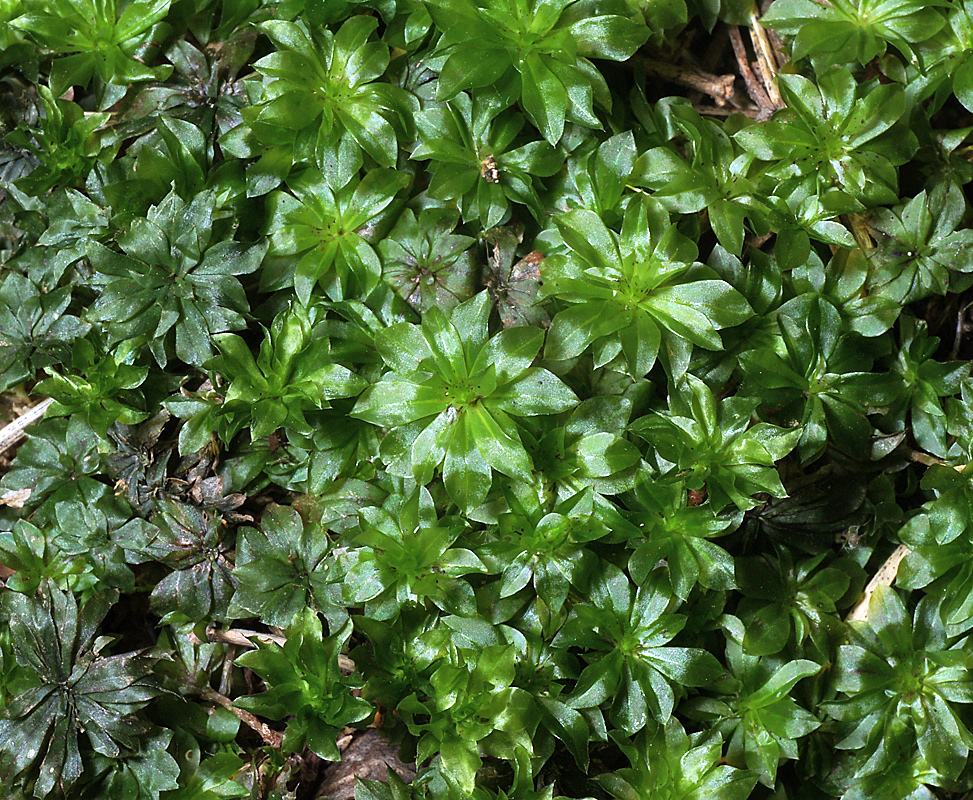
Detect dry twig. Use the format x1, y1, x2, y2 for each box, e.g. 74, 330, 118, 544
728, 26, 775, 118
0, 397, 53, 456
694, 104, 760, 119
749, 7, 783, 107
639, 57, 736, 105
899, 445, 968, 472
198, 683, 285, 749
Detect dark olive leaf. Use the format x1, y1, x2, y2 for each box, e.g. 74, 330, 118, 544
739, 298, 901, 464
86, 189, 267, 368
542, 199, 753, 378
626, 478, 741, 600
734, 68, 916, 207
5, 86, 115, 196
106, 412, 173, 515
0, 416, 109, 523
0, 273, 89, 392
558, 565, 723, 733
229, 504, 346, 629
869, 182, 973, 304
397, 644, 538, 794
482, 226, 549, 329
352, 291, 577, 510
0, 584, 160, 797
132, 501, 236, 623
736, 549, 859, 657
633, 103, 767, 255
242, 16, 415, 170
342, 487, 485, 619
82, 727, 179, 800
265, 166, 408, 303
411, 91, 563, 227
631, 374, 799, 512
683, 615, 822, 786
115, 30, 254, 142
380, 207, 477, 315
35, 335, 152, 438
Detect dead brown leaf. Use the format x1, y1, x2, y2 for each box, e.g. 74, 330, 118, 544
316, 729, 416, 800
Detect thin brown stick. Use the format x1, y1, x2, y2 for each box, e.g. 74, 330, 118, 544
728, 26, 774, 118
204, 626, 286, 648
895, 447, 973, 481
198, 684, 284, 749
639, 57, 736, 105
694, 103, 760, 119
897, 446, 969, 472
219, 644, 237, 697
767, 28, 788, 65
750, 59, 778, 109
757, 0, 789, 70
900, 446, 949, 468
950, 300, 973, 360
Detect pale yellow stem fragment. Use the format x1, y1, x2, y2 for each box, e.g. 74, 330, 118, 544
846, 544, 911, 622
